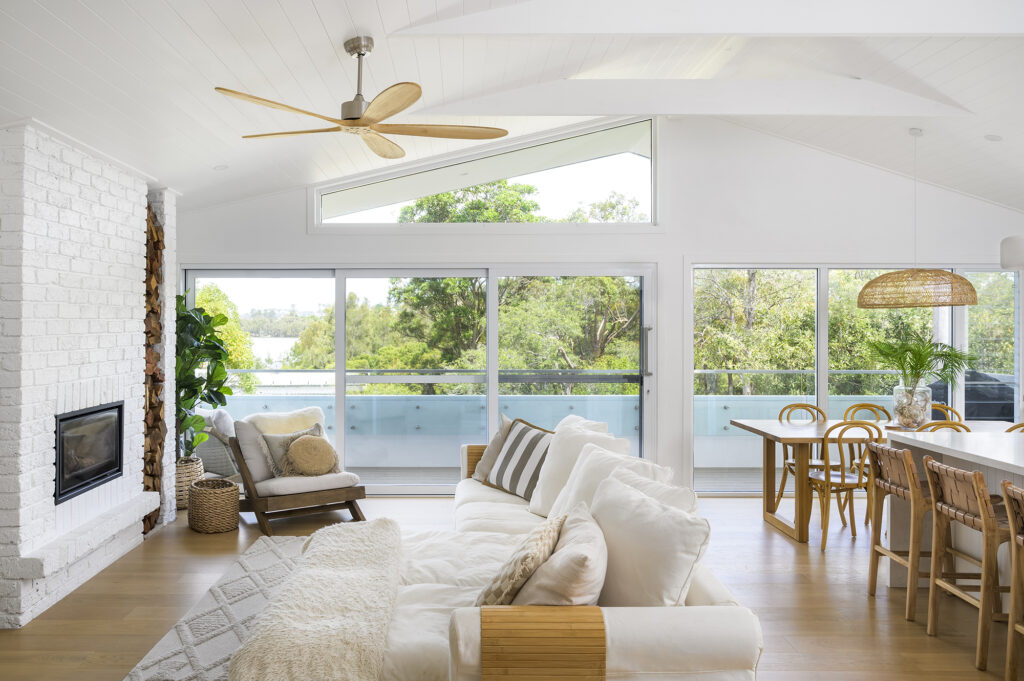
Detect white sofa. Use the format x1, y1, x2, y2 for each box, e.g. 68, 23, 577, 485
447, 445, 764, 681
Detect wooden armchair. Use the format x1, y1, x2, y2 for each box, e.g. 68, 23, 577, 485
228, 437, 366, 536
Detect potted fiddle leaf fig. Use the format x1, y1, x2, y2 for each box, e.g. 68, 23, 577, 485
174, 293, 233, 508
868, 329, 974, 429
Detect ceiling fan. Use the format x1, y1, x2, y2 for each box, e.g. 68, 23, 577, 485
215, 36, 508, 159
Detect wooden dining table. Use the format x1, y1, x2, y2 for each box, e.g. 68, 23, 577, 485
728, 418, 1011, 543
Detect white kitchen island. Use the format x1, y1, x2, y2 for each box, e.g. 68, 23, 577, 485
884, 428, 1021, 596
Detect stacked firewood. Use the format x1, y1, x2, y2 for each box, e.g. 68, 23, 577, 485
142, 206, 166, 533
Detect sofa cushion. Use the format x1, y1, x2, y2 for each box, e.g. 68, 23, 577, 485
513, 502, 607, 606
259, 422, 324, 477
611, 467, 698, 514
454, 501, 544, 535
592, 476, 710, 607
454, 478, 526, 509
234, 420, 274, 482
529, 425, 630, 517
253, 471, 361, 497
245, 406, 325, 435
471, 414, 513, 482
548, 444, 674, 518
486, 419, 553, 500
475, 514, 566, 606
555, 415, 608, 432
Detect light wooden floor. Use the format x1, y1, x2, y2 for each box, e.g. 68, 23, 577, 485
0, 496, 1014, 680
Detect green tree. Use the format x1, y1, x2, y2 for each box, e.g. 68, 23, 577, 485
196, 284, 260, 393
397, 180, 545, 223
389, 278, 488, 365
284, 305, 336, 370
565, 192, 648, 223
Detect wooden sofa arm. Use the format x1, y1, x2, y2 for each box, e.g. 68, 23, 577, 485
462, 444, 487, 479
479, 606, 604, 681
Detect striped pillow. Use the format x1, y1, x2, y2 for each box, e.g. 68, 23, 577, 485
487, 419, 554, 500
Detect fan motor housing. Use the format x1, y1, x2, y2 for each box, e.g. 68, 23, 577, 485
341, 95, 367, 120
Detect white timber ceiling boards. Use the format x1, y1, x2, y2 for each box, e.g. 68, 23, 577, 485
0, 1, 1022, 211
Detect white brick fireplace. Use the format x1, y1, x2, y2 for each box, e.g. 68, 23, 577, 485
0, 121, 176, 628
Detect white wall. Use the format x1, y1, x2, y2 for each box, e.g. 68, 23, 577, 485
177, 117, 1024, 484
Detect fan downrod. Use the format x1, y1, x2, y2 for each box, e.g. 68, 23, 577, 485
341, 36, 374, 120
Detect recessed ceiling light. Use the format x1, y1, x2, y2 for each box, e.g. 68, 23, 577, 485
213, 164, 229, 171
984, 134, 1003, 142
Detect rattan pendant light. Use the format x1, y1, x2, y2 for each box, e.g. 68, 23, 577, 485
857, 128, 977, 309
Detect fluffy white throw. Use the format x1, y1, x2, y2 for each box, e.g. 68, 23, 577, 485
229, 518, 402, 681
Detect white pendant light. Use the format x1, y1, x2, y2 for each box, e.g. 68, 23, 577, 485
858, 128, 977, 309
1001, 235, 1024, 269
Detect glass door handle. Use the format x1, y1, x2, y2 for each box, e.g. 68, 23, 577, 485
640, 326, 653, 377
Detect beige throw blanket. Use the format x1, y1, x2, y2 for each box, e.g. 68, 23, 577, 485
229, 518, 402, 681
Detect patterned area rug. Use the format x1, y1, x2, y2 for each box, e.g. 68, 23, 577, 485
124, 536, 305, 681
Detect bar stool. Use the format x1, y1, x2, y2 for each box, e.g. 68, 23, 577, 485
867, 442, 934, 621
924, 457, 1011, 671
1002, 481, 1024, 681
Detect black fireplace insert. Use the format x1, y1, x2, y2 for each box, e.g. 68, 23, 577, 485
55, 401, 123, 504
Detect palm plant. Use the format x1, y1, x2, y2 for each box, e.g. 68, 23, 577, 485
867, 329, 974, 391
868, 329, 974, 428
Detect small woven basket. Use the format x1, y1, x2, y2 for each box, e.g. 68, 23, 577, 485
176, 457, 204, 510
188, 479, 239, 534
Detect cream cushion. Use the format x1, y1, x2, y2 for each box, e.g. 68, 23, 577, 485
472, 414, 513, 482
454, 479, 525, 508
455, 500, 544, 535
530, 425, 630, 517
284, 435, 339, 476
253, 471, 360, 497
591, 476, 710, 607
548, 444, 674, 518
512, 502, 607, 606
611, 467, 699, 514
475, 514, 566, 606
554, 415, 609, 432
233, 420, 273, 482
259, 422, 324, 476
245, 406, 325, 435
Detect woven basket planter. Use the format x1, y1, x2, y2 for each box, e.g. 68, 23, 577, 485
188, 479, 239, 534
175, 457, 204, 510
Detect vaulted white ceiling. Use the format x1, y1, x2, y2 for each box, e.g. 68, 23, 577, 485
1, 0, 1022, 212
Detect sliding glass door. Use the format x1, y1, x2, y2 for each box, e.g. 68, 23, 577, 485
186, 271, 338, 441
341, 274, 488, 486
497, 276, 644, 456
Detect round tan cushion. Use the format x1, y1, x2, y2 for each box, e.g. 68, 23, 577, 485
283, 435, 339, 476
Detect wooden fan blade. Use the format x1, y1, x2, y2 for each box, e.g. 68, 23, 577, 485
360, 82, 422, 124
242, 126, 342, 139
371, 123, 508, 140
362, 131, 405, 159
215, 87, 342, 125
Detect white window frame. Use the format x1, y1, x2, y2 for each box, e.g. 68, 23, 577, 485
183, 263, 657, 497
307, 117, 661, 236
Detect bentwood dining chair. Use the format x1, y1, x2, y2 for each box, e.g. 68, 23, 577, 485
925, 458, 1010, 671
774, 403, 828, 510
843, 403, 892, 422
932, 403, 964, 422
809, 420, 882, 551
1007, 423, 1024, 433
917, 421, 972, 432
1002, 480, 1024, 681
